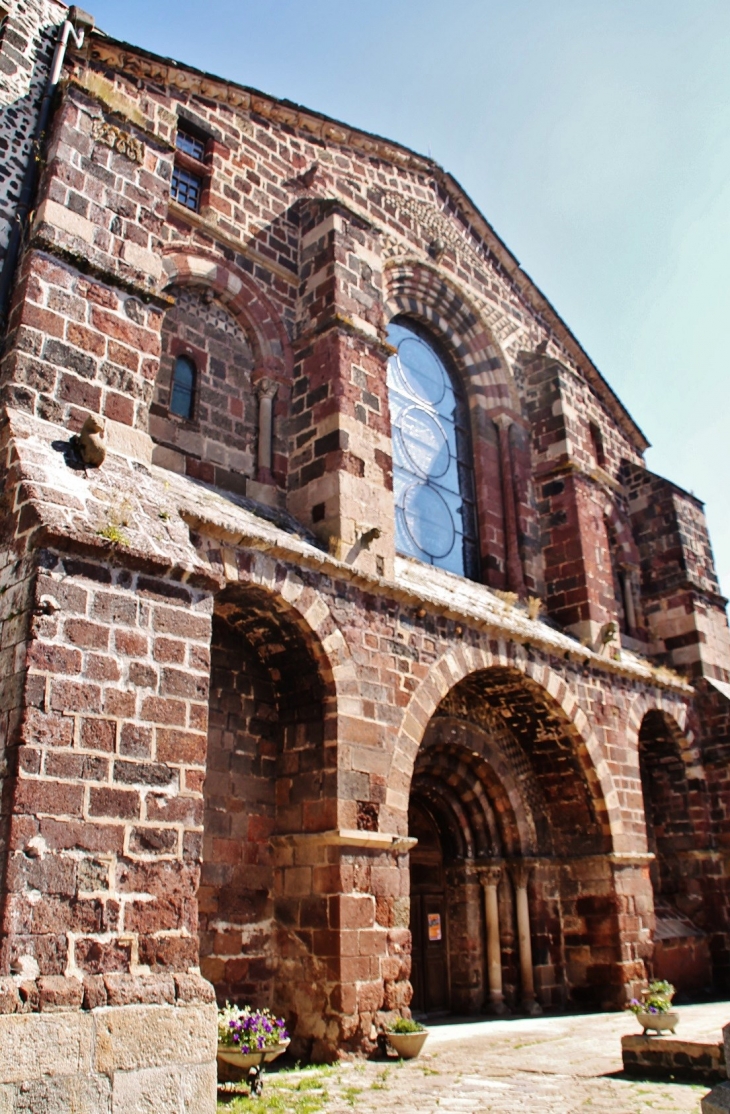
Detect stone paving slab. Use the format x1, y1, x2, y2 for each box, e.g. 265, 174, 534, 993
218, 1005, 730, 1113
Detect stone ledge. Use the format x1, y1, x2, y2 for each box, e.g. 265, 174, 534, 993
622, 1033, 726, 1084
0, 973, 215, 1014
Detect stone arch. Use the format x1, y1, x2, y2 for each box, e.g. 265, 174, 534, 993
161, 250, 293, 378
632, 701, 713, 993
391, 642, 620, 850
200, 566, 354, 1040
223, 548, 356, 725
417, 718, 537, 856
384, 261, 534, 589
383, 260, 519, 415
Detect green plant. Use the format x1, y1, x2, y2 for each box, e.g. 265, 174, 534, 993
386, 1017, 425, 1034
627, 979, 675, 1015
97, 522, 129, 546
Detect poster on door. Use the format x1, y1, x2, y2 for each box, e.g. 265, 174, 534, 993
427, 913, 442, 941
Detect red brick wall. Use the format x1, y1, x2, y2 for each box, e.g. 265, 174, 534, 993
152, 286, 260, 496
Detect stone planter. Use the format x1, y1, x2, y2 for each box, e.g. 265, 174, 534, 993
217, 1040, 290, 1091
386, 1029, 429, 1059
636, 1010, 679, 1035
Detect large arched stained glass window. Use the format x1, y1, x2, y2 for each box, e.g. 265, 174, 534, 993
387, 320, 478, 578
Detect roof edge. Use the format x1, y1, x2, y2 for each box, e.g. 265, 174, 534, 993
81, 29, 650, 453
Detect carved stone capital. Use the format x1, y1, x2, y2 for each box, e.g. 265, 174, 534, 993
509, 860, 533, 889
478, 863, 503, 888
255, 376, 279, 402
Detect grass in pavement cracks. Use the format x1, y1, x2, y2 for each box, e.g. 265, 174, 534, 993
217, 1065, 337, 1114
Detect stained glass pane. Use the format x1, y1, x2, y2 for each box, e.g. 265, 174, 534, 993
170, 355, 195, 419
387, 321, 478, 578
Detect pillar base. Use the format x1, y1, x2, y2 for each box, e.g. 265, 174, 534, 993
486, 995, 509, 1016
522, 997, 543, 1016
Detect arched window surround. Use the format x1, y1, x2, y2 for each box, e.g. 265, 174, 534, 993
386, 315, 480, 580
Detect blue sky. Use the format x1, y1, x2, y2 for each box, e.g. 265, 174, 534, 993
88, 0, 730, 597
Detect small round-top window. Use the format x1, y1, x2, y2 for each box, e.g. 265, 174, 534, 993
170, 355, 196, 420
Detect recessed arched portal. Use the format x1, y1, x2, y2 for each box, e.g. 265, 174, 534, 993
201, 581, 337, 1049
407, 666, 629, 1015
638, 709, 712, 995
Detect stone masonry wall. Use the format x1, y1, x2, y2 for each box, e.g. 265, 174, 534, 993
0, 0, 66, 263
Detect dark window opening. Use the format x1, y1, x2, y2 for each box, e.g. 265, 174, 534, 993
171, 165, 202, 212
589, 421, 606, 468
170, 355, 196, 419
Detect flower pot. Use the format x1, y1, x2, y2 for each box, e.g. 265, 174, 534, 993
217, 1039, 290, 1076
636, 1010, 678, 1035
386, 1029, 429, 1059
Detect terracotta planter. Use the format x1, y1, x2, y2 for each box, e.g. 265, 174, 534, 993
386, 1029, 429, 1059
636, 1010, 678, 1035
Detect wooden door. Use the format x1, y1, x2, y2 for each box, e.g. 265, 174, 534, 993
409, 802, 450, 1014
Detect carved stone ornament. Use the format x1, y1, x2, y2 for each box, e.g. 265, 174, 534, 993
91, 119, 144, 164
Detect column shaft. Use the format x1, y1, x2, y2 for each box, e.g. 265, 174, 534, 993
495, 416, 526, 595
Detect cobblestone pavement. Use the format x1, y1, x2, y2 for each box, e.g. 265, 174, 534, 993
218, 1004, 730, 1114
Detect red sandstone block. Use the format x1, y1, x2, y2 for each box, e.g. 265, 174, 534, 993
90, 306, 160, 356
141, 696, 186, 726
103, 690, 136, 718
27, 643, 82, 674
152, 606, 210, 641
38, 819, 123, 855
332, 895, 375, 930
106, 341, 139, 373
64, 618, 109, 650
91, 592, 138, 627
66, 322, 106, 357
20, 304, 65, 338
88, 786, 140, 820
18, 746, 41, 775
146, 794, 203, 826
128, 663, 157, 688
156, 727, 207, 765
58, 374, 101, 412
160, 667, 208, 700
184, 769, 205, 794
188, 703, 208, 732
85, 654, 121, 682
119, 723, 153, 758
115, 630, 148, 658
153, 637, 185, 664
23, 709, 74, 748
80, 717, 116, 753
50, 680, 101, 714
104, 391, 135, 426
15, 779, 84, 817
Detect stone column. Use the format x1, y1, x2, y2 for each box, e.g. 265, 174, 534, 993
510, 861, 541, 1015
255, 376, 279, 481
494, 414, 526, 595
479, 863, 507, 1014
621, 569, 637, 635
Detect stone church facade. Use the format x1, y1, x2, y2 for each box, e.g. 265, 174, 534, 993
1, 2, 730, 1107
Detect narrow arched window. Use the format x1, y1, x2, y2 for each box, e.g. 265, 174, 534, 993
387, 320, 478, 578
170, 355, 196, 420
